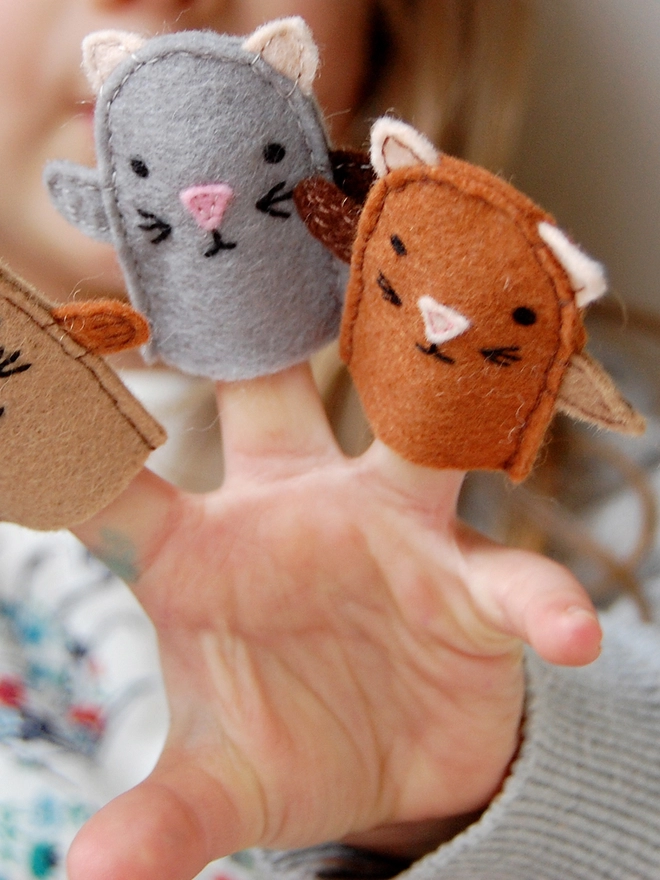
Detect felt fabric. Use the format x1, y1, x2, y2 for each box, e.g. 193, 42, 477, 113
0, 262, 166, 530
45, 163, 112, 244
537, 221, 607, 308
45, 23, 345, 381
294, 150, 375, 264
340, 157, 588, 482
299, 121, 642, 479
369, 117, 440, 179
293, 177, 362, 264
82, 29, 146, 95
329, 150, 376, 204
180, 184, 235, 232
241, 17, 319, 96
51, 300, 150, 355
557, 350, 645, 433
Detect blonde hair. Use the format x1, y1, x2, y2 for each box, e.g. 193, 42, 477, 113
351, 0, 537, 169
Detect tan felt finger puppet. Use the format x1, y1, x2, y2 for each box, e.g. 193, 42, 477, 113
0, 262, 166, 529
299, 118, 644, 481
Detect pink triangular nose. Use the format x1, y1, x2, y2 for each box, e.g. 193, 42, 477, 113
180, 184, 234, 231
418, 295, 470, 344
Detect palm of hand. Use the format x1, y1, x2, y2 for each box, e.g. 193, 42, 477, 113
70, 365, 600, 880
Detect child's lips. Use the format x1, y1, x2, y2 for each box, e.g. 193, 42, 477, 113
78, 99, 95, 123
73, 99, 96, 150
51, 99, 96, 158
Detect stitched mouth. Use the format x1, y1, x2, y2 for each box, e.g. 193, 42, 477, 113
204, 229, 237, 257
416, 342, 455, 365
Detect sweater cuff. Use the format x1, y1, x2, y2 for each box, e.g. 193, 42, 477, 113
247, 613, 660, 880
400, 616, 660, 880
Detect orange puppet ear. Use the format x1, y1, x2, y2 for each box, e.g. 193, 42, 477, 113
294, 150, 375, 264
556, 351, 645, 435
538, 222, 608, 308
51, 301, 149, 355
294, 178, 362, 263
370, 117, 440, 178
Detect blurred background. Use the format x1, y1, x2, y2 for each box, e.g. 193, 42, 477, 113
460, 0, 660, 612
512, 0, 660, 316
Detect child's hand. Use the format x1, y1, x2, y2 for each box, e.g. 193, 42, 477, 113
68, 364, 601, 880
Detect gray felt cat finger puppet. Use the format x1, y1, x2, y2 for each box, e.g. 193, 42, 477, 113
44, 18, 346, 381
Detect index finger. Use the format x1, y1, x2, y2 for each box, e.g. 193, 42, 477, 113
216, 362, 340, 480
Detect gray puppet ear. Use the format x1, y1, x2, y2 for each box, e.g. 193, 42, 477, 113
556, 351, 646, 435
82, 30, 146, 94
44, 161, 112, 243
242, 17, 319, 95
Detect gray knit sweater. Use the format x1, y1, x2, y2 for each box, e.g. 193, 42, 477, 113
250, 603, 660, 880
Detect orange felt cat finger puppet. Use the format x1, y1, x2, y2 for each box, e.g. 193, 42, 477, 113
297, 118, 644, 481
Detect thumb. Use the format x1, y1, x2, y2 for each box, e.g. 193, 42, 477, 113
67, 765, 247, 880
462, 526, 603, 667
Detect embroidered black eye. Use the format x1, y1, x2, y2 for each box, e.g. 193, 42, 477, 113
264, 143, 286, 164
512, 306, 537, 326
377, 272, 402, 307
130, 158, 150, 178
390, 234, 407, 256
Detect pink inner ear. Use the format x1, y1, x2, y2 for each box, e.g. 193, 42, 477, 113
180, 184, 234, 231
418, 296, 471, 345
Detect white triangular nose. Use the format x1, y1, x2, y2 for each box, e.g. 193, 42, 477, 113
418, 296, 470, 344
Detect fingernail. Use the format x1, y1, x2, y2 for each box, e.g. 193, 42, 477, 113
566, 605, 599, 622
567, 605, 603, 656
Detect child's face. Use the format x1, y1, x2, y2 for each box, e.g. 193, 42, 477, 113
0, 0, 373, 301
